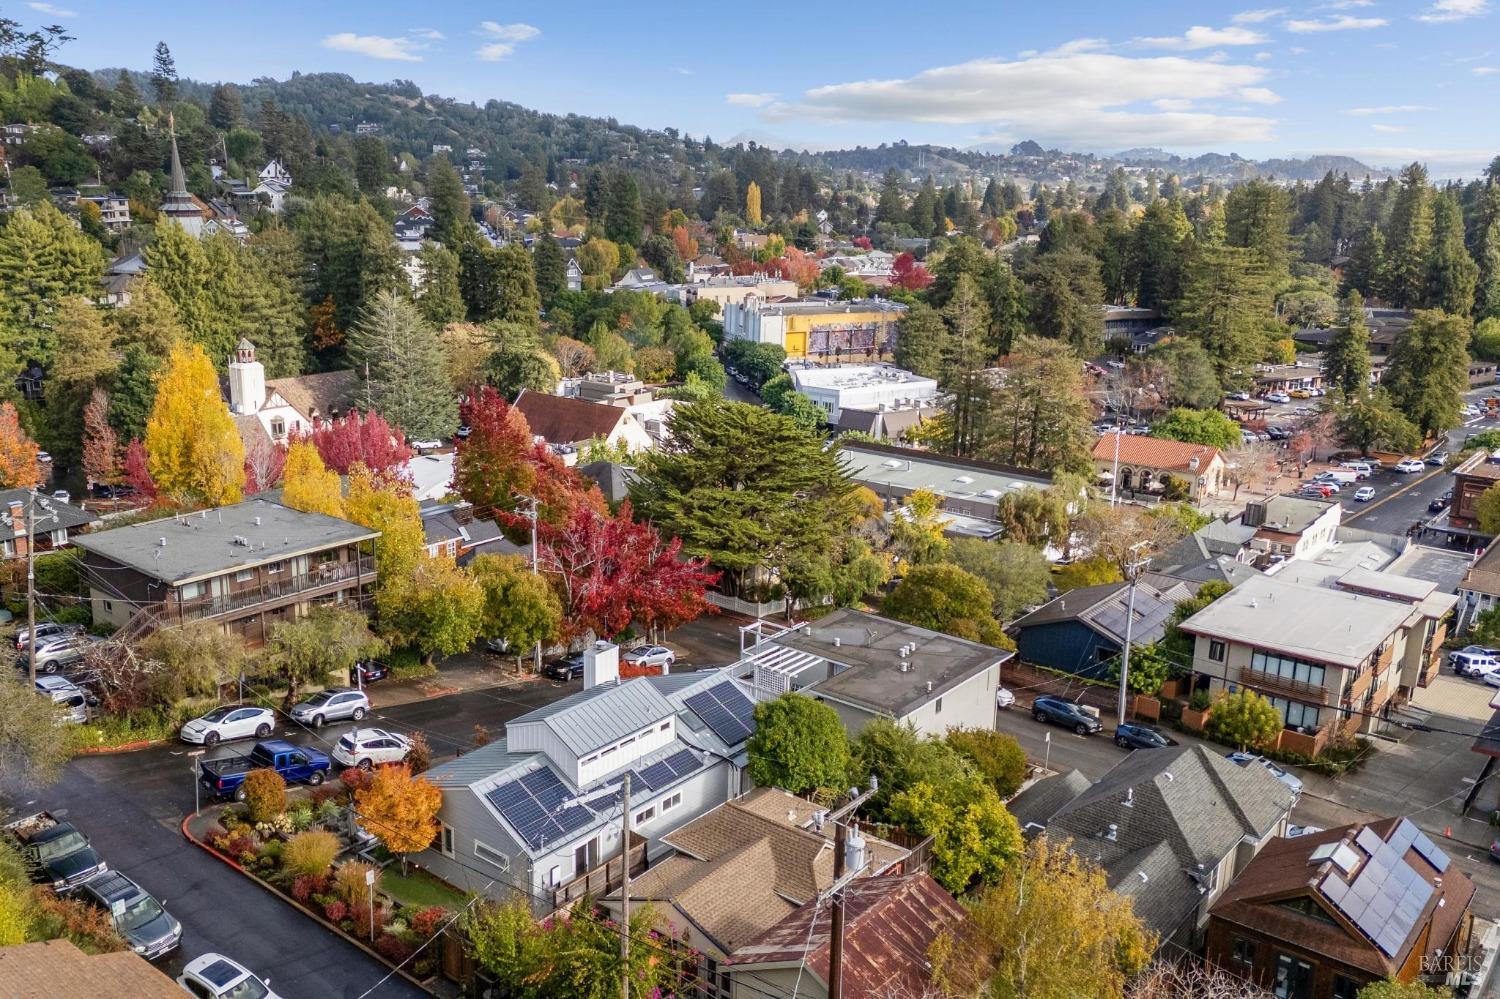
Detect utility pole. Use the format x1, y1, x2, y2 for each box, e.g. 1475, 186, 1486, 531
619, 772, 631, 999
1115, 542, 1153, 729
515, 492, 542, 673
26, 489, 37, 685
829, 822, 847, 999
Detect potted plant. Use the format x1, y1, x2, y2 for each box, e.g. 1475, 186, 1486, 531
1182, 688, 1212, 731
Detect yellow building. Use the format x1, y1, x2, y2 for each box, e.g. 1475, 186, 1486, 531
721, 297, 907, 359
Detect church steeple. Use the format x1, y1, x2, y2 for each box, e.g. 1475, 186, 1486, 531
167, 112, 188, 196
159, 111, 204, 237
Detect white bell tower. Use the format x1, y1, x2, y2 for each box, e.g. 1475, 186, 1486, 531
228, 339, 266, 414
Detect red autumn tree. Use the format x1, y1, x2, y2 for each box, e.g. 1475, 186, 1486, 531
852, 236, 873, 250
81, 388, 119, 488
539, 501, 718, 641
767, 247, 820, 289
670, 225, 698, 262
452, 387, 602, 534
0, 402, 38, 489
242, 435, 287, 494
122, 438, 157, 501
305, 411, 414, 484
890, 252, 934, 291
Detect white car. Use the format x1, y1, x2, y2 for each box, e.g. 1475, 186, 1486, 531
178, 953, 282, 999
1394, 459, 1426, 474
623, 645, 676, 669
179, 705, 276, 746
410, 438, 443, 451
1267, 392, 1291, 404
1353, 486, 1375, 502
1483, 668, 1500, 689
996, 686, 1015, 709
331, 728, 413, 770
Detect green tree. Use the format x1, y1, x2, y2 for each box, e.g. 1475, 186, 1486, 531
1475, 317, 1500, 362
378, 556, 486, 665
261, 606, 382, 710
1333, 388, 1422, 456
1025, 248, 1106, 356
532, 232, 566, 307
1474, 182, 1500, 321
892, 302, 949, 379
0, 202, 106, 371
150, 42, 177, 105
1149, 407, 1241, 449
425, 156, 470, 242
948, 537, 1051, 622
883, 563, 1008, 647
888, 488, 951, 566
348, 290, 458, 440
1206, 687, 1282, 751
887, 774, 1021, 893
1325, 291, 1372, 397
945, 728, 1029, 798
208, 82, 241, 129
1384, 163, 1434, 309
1474, 484, 1500, 535
39, 298, 116, 466
993, 488, 1069, 548
1132, 198, 1192, 310
1175, 239, 1277, 379
1427, 194, 1479, 315
0, 673, 72, 786
489, 244, 541, 329
1382, 309, 1471, 437
486, 324, 561, 397
108, 344, 162, 442
939, 274, 994, 457
583, 320, 634, 374
1224, 179, 1292, 285
296, 194, 404, 332
746, 693, 852, 795
1054, 556, 1123, 592
1143, 339, 1221, 410
981, 335, 1094, 473
469, 554, 563, 668
1355, 981, 1451, 999
605, 170, 643, 246
414, 244, 465, 327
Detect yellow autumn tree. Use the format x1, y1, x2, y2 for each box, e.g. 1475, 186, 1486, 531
281, 440, 343, 518
144, 342, 245, 506
343, 463, 425, 588
745, 181, 763, 226
354, 764, 442, 870
0, 402, 39, 489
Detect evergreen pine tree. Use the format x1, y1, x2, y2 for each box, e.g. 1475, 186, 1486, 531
108, 345, 162, 443
414, 244, 465, 326
0, 203, 107, 371
532, 233, 566, 307
1383, 309, 1470, 438
490, 245, 541, 329
150, 42, 177, 105
347, 290, 458, 440
1324, 290, 1372, 398
1427, 194, 1479, 315
876, 169, 904, 225
1475, 183, 1500, 321
605, 171, 644, 246
42, 298, 117, 466
208, 83, 242, 130
1383, 163, 1434, 308
425, 157, 470, 242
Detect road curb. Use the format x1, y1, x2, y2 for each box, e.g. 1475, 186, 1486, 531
181, 810, 440, 996
76, 737, 170, 755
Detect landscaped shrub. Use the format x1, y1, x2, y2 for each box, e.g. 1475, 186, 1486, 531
256, 840, 282, 864
352, 902, 386, 940
410, 905, 448, 937
376, 932, 415, 962
242, 768, 287, 823
339, 767, 375, 795
1189, 689, 1211, 711
291, 874, 327, 902
282, 830, 341, 878
288, 802, 315, 832
406, 733, 432, 775
323, 899, 348, 923
316, 799, 342, 826
28, 891, 125, 954
334, 859, 380, 908
944, 728, 1030, 798
310, 785, 342, 807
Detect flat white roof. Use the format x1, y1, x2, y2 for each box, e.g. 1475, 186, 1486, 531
791, 364, 938, 392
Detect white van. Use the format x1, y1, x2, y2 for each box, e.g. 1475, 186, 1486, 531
1450, 649, 1500, 678
1316, 469, 1359, 486
1340, 462, 1374, 479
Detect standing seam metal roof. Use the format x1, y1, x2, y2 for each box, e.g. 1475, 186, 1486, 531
507, 679, 676, 757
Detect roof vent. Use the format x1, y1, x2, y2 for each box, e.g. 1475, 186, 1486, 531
254, 516, 261, 526
832, 636, 841, 648
1164, 772, 1174, 782
1104, 823, 1118, 841
157, 537, 167, 547
787, 809, 797, 823
926, 680, 933, 693
1123, 788, 1134, 807
1137, 870, 1149, 883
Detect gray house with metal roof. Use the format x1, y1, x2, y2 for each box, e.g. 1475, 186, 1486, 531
416, 656, 757, 914
1010, 577, 1197, 680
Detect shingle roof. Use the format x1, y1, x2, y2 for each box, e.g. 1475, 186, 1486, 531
1011, 579, 1194, 647
0, 940, 184, 998
1107, 841, 1206, 940
1092, 432, 1222, 473
507, 678, 674, 757
726, 874, 965, 996
0, 489, 98, 535
1008, 769, 1093, 831
513, 390, 625, 445
265, 369, 359, 422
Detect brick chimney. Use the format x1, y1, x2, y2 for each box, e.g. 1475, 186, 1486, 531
7, 499, 25, 557
453, 501, 474, 526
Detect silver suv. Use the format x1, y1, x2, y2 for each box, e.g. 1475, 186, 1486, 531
289, 687, 369, 727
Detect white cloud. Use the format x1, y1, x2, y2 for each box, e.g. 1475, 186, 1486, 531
26, 2, 76, 16
1417, 0, 1489, 22
1233, 8, 1286, 22
726, 92, 779, 108
1349, 104, 1436, 114
1238, 86, 1282, 103
676, 67, 695, 76
768, 52, 1279, 148
1285, 14, 1388, 30
1154, 98, 1195, 110
1475, 65, 1500, 73
1254, 50, 1274, 60
1048, 37, 1111, 56
1138, 25, 1267, 49
1322, 0, 1374, 7
321, 32, 426, 62
475, 21, 541, 61
1371, 123, 1407, 133
409, 27, 444, 40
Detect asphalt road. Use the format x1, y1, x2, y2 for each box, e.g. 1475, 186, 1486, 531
3, 679, 575, 999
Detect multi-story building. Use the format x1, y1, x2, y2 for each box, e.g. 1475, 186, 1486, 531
787, 363, 939, 424
721, 297, 907, 360
74, 499, 378, 644
1449, 447, 1500, 533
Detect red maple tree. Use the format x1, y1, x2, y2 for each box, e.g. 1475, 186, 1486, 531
539, 501, 717, 641
305, 411, 414, 485
766, 247, 820, 288
242, 435, 287, 494
889, 252, 934, 291
81, 388, 119, 488
852, 236, 873, 250
122, 438, 157, 502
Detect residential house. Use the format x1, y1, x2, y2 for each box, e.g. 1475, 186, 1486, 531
76, 192, 130, 231
723, 873, 964, 999
99, 251, 146, 307
721, 297, 907, 360
419, 500, 522, 565
416, 652, 757, 914
73, 499, 377, 644
599, 788, 915, 996
1008, 745, 1294, 949
787, 363, 939, 424
513, 389, 664, 454
564, 256, 583, 292
1011, 576, 1198, 679
1101, 305, 1163, 344
1093, 433, 1226, 505
739, 608, 1011, 737
686, 253, 730, 282
225, 339, 359, 453
0, 491, 98, 561
1242, 495, 1342, 566
1252, 363, 1324, 396
1178, 567, 1455, 754
355, 122, 382, 135
404, 452, 456, 503
577, 460, 637, 505
1151, 519, 1262, 587
682, 276, 798, 309
1292, 308, 1413, 384
1456, 545, 1500, 631
0, 939, 185, 998
818, 250, 895, 287
1205, 817, 1474, 998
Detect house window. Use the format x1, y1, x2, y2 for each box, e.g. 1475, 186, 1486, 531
102, 600, 113, 613
660, 792, 682, 813
438, 824, 454, 858
236, 569, 255, 583
1230, 936, 1255, 966
446, 540, 457, 557
1272, 953, 1314, 999
634, 805, 656, 825
1209, 640, 1226, 662
659, 721, 670, 732
934, 697, 943, 714
179, 581, 204, 601
0, 540, 12, 558
1251, 650, 1326, 689
266, 561, 284, 574
1332, 976, 1360, 999
1265, 694, 1321, 731
270, 417, 285, 439
474, 840, 509, 872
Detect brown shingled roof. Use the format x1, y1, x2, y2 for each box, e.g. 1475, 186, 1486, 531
1092, 432, 1222, 474
726, 873, 964, 997
513, 390, 625, 446
266, 369, 360, 423
0, 939, 184, 998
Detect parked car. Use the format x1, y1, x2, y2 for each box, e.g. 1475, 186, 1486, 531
1340, 461, 1374, 478
455, 424, 472, 439
1229, 391, 1251, 401
179, 705, 276, 746
1031, 696, 1103, 735
80, 869, 181, 959
31, 634, 98, 673
35, 675, 91, 724
1482, 668, 1500, 689
1427, 450, 1450, 466
1289, 389, 1312, 399
288, 687, 369, 727
1113, 722, 1178, 749
350, 658, 389, 685
1450, 649, 1500, 677
483, 637, 511, 655
410, 438, 442, 452
1353, 486, 1376, 502
15, 621, 84, 651
178, 954, 283, 999
543, 652, 587, 681
199, 740, 332, 800
35, 451, 50, 463
1267, 427, 1291, 440
623, 645, 675, 669
1394, 459, 1426, 474
3, 812, 106, 892
995, 686, 1015, 710
1266, 392, 1291, 404
332, 728, 413, 770
1226, 751, 1303, 803
1431, 491, 1454, 512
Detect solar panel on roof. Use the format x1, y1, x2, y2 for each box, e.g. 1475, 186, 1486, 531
1356, 826, 1384, 856
1320, 875, 1348, 903
1411, 830, 1451, 872
487, 768, 594, 850
685, 683, 755, 747
637, 760, 675, 791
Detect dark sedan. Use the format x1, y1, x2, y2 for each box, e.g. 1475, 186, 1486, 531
543, 653, 586, 681
1031, 696, 1103, 735
1113, 722, 1179, 750
350, 659, 390, 685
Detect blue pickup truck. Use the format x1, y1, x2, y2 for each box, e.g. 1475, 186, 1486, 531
199, 739, 332, 800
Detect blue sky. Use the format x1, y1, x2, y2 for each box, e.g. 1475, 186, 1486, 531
34, 0, 1500, 175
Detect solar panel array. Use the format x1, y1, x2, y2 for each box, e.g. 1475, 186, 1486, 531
1316, 820, 1441, 958
486, 768, 596, 850
634, 747, 701, 792
684, 682, 756, 747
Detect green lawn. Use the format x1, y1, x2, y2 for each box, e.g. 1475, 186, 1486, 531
381, 867, 466, 911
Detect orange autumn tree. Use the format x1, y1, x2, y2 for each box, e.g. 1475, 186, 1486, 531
354, 764, 442, 872
0, 402, 39, 489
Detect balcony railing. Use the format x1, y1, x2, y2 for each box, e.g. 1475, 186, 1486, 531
1238, 666, 1333, 706
552, 833, 647, 911
167, 557, 375, 623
